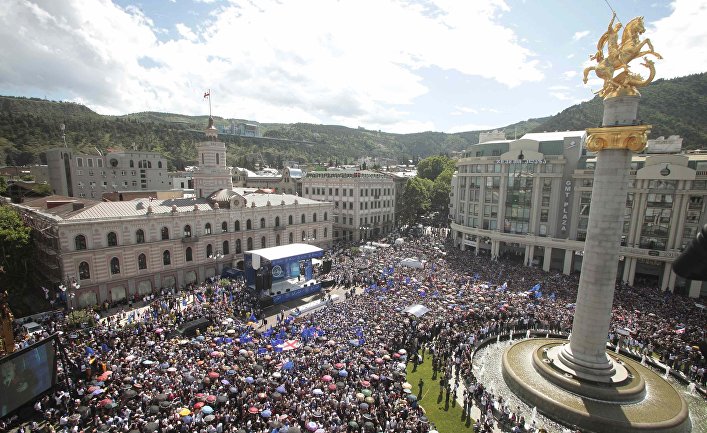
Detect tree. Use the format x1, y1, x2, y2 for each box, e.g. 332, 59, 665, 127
399, 177, 433, 225
0, 204, 31, 285
416, 155, 456, 181
0, 176, 7, 196
430, 167, 453, 214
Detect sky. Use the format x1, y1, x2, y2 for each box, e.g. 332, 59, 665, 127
1, 0, 706, 134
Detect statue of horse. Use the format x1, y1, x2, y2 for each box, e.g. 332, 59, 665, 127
616, 16, 662, 66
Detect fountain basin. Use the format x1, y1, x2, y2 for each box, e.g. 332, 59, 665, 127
502, 339, 691, 433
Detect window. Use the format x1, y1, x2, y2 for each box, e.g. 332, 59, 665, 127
276, 234, 281, 246
77, 158, 83, 167
75, 235, 87, 250
138, 253, 147, 270
79, 262, 90, 280
540, 209, 549, 223
260, 218, 266, 229
313, 213, 317, 222
216, 153, 220, 165
185, 247, 193, 262
235, 221, 241, 231
313, 229, 317, 239
275, 216, 280, 227
163, 250, 171, 266
247, 237, 253, 250
288, 215, 293, 225
324, 228, 328, 238
289, 232, 293, 244
302, 231, 306, 241
301, 214, 306, 223
107, 232, 118, 247
130, 160, 134, 168
236, 240, 242, 254
206, 244, 213, 258
324, 212, 328, 221
261, 236, 266, 248
110, 257, 120, 274
158, 161, 162, 169
161, 227, 169, 240
183, 225, 192, 238
246, 219, 252, 230
136, 229, 145, 244
221, 221, 228, 233
223, 241, 229, 255
205, 223, 212, 235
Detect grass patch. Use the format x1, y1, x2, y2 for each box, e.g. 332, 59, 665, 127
405, 352, 476, 433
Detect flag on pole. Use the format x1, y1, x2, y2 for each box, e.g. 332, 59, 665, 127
203, 90, 210, 99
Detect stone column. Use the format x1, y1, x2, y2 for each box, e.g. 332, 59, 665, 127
543, 247, 552, 272
563, 249, 573, 275
557, 95, 651, 382
689, 280, 702, 298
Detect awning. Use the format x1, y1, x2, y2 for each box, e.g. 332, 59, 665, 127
402, 304, 430, 317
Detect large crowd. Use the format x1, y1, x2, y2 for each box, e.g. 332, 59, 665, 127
4, 228, 706, 433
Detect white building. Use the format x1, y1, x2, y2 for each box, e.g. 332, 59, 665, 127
449, 132, 707, 298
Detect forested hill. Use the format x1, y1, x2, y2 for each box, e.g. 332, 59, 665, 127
0, 72, 704, 169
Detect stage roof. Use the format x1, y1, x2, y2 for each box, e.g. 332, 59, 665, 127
246, 243, 323, 262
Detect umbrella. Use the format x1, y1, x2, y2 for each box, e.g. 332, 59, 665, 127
217, 395, 228, 404
338, 370, 348, 377
360, 380, 371, 387
201, 405, 214, 415
194, 402, 205, 410
98, 398, 112, 407
406, 394, 417, 401
184, 375, 196, 383
155, 394, 168, 402
328, 383, 337, 391
148, 405, 160, 414
182, 415, 193, 424
204, 414, 215, 422
142, 360, 154, 365
361, 389, 372, 397
312, 388, 324, 396
348, 421, 359, 429
206, 395, 217, 404
322, 374, 333, 382
306, 421, 318, 431
272, 391, 282, 400
178, 408, 191, 416
208, 371, 220, 379
402, 382, 412, 389
359, 402, 369, 410
365, 396, 374, 404
334, 362, 345, 369
92, 388, 104, 395
123, 389, 137, 399
261, 409, 272, 418
248, 406, 259, 414
245, 377, 254, 384
145, 422, 159, 432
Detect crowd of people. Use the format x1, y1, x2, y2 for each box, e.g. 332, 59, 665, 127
3, 227, 705, 433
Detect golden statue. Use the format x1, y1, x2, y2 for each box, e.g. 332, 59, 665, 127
583, 13, 662, 99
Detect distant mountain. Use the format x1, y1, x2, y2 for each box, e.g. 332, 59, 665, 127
0, 72, 704, 169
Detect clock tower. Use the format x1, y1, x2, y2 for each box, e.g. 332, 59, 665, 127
193, 116, 233, 198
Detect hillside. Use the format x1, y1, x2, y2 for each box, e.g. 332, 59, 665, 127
0, 73, 704, 169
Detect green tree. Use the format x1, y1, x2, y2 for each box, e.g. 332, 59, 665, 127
0, 204, 31, 285
430, 168, 453, 214
416, 155, 455, 181
399, 177, 433, 225
0, 176, 7, 195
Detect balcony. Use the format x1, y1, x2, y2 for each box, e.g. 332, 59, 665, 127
181, 236, 199, 243
273, 225, 285, 231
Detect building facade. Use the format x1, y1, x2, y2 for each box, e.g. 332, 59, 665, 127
46, 148, 170, 199
302, 170, 396, 242
16, 119, 333, 308
450, 132, 707, 298
232, 167, 303, 196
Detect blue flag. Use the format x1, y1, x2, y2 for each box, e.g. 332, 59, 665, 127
85, 347, 95, 356
531, 283, 541, 292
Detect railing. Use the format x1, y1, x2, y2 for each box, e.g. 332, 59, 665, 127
273, 225, 285, 231
181, 236, 199, 243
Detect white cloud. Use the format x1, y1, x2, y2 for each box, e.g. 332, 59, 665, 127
573, 30, 590, 41
0, 0, 543, 133
454, 105, 479, 114
648, 0, 707, 79
563, 70, 578, 80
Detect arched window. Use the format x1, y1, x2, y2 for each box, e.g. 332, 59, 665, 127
129, 160, 134, 168
107, 232, 118, 247
138, 161, 142, 169
301, 214, 306, 223
275, 216, 280, 227
236, 239, 242, 254
147, 161, 152, 168
260, 218, 266, 229
183, 225, 192, 238
246, 219, 252, 230
288, 215, 293, 225
235, 221, 241, 231
75, 235, 87, 251
324, 212, 328, 221
79, 261, 90, 280
222, 221, 228, 233
276, 234, 281, 246
158, 161, 162, 169
261, 236, 266, 248
110, 257, 120, 274
161, 227, 169, 240
205, 223, 212, 235
313, 213, 317, 222
223, 241, 229, 255
163, 250, 171, 266
289, 232, 293, 244
324, 227, 328, 238
247, 237, 253, 250
136, 229, 145, 244
302, 231, 306, 241
313, 229, 317, 239
137, 253, 147, 270
206, 244, 213, 258
185, 247, 193, 262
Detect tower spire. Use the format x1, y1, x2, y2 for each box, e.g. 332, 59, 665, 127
203, 89, 217, 139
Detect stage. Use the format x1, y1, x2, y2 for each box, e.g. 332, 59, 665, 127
244, 243, 324, 305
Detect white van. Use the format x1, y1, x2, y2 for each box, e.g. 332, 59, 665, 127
22, 321, 45, 337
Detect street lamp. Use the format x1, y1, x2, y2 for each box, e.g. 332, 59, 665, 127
303, 231, 316, 244
208, 250, 224, 260
359, 226, 370, 242
59, 275, 79, 311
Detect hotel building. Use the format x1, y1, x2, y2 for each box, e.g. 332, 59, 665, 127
450, 132, 707, 298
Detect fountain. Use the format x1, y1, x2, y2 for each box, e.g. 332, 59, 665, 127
501, 12, 691, 433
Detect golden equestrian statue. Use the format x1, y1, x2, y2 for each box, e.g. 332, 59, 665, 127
583, 13, 662, 99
